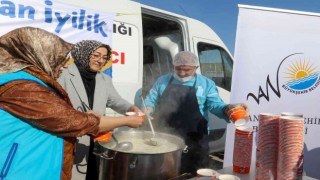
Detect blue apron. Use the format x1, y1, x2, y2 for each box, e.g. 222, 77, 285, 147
153, 75, 209, 175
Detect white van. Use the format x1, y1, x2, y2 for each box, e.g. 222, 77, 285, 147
60, 0, 234, 153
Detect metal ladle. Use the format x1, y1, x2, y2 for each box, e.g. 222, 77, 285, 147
112, 134, 133, 151
140, 95, 163, 146
140, 95, 155, 135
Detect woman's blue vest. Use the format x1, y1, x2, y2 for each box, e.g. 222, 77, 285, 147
0, 71, 64, 180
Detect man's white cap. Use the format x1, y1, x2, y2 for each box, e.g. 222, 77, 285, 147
172, 51, 199, 66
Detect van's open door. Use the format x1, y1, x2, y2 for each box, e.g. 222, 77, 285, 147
192, 37, 233, 152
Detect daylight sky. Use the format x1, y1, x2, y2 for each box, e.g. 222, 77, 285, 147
133, 0, 320, 55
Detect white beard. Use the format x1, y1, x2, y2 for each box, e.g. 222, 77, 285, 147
173, 73, 194, 82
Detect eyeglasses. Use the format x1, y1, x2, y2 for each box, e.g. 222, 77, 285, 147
90, 53, 108, 62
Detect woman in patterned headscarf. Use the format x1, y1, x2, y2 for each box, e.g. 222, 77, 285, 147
71, 40, 112, 109
58, 40, 142, 180
0, 27, 143, 180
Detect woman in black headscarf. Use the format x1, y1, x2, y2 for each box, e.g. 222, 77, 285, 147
58, 40, 142, 180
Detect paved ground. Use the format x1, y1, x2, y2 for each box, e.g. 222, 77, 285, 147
208, 152, 224, 170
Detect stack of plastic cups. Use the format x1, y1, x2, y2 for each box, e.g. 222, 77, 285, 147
226, 105, 252, 174
255, 113, 279, 180
280, 112, 304, 177
233, 126, 253, 174
277, 115, 304, 180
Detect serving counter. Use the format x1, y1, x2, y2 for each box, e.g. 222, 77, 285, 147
188, 163, 317, 180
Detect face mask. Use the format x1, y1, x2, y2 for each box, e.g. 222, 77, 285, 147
173, 73, 194, 82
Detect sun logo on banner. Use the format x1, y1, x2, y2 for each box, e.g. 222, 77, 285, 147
282, 59, 320, 94
247, 53, 320, 104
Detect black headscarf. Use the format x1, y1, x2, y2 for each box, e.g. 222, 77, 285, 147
70, 40, 111, 109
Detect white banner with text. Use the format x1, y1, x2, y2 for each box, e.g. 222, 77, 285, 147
224, 5, 320, 179
0, 0, 115, 75
0, 0, 114, 43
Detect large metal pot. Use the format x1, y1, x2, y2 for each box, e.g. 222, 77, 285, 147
95, 130, 186, 180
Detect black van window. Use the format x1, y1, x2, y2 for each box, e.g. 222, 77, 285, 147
197, 43, 233, 91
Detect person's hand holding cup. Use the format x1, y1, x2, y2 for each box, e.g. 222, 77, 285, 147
126, 111, 145, 120
225, 103, 249, 126
124, 112, 145, 128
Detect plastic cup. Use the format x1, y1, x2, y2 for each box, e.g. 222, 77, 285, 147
227, 106, 249, 126
125, 112, 136, 116
281, 112, 303, 117
92, 131, 112, 142
138, 112, 145, 120
197, 168, 219, 178
218, 174, 240, 180
126, 112, 145, 120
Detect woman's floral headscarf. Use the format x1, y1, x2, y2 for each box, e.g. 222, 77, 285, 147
0, 27, 73, 78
